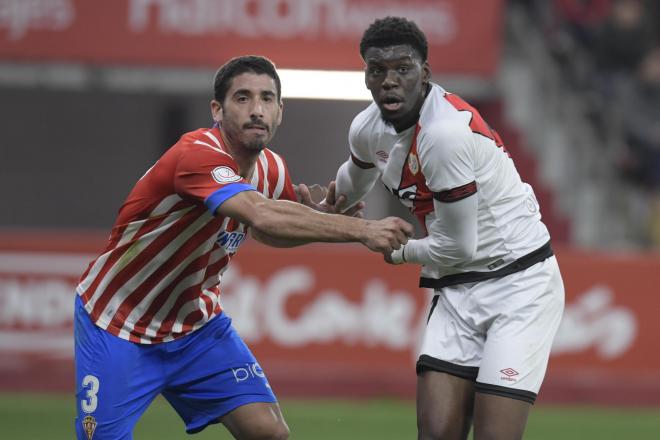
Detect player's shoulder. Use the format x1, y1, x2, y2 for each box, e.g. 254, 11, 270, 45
175, 127, 233, 159
419, 85, 473, 146
177, 127, 221, 150
349, 102, 382, 142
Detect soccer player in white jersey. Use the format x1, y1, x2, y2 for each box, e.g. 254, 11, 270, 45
73, 55, 413, 440
324, 17, 565, 440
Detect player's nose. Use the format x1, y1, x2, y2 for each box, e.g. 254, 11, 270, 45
382, 70, 399, 88
250, 100, 265, 118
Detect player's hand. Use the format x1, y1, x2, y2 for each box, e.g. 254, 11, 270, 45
384, 246, 405, 265
295, 183, 327, 205
299, 181, 365, 218
361, 216, 413, 254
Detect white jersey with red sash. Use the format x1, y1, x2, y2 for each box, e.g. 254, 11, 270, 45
348, 83, 550, 285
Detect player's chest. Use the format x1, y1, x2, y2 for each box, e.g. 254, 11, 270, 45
371, 127, 431, 205
213, 217, 248, 254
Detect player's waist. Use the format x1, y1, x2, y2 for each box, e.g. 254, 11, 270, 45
419, 240, 553, 289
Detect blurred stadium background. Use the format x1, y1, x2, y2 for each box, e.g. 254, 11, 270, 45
1, 0, 660, 438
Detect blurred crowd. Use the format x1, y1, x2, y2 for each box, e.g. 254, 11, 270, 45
516, 0, 660, 247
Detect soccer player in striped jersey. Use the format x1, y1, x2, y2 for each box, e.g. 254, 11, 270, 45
74, 55, 413, 440
326, 17, 565, 440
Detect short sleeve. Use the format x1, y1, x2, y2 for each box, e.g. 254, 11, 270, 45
417, 119, 476, 202
174, 145, 255, 214
348, 110, 376, 168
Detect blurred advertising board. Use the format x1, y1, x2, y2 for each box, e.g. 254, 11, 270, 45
0, 0, 503, 76
0, 231, 658, 404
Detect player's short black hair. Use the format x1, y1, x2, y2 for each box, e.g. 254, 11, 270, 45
360, 16, 428, 62
213, 55, 281, 104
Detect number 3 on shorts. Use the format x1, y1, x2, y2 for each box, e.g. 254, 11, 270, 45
81, 375, 100, 413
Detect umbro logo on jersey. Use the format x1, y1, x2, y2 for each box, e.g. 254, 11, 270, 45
212, 166, 242, 184
216, 231, 246, 252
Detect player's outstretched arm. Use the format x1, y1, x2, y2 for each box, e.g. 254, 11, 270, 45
217, 189, 413, 253
387, 195, 478, 266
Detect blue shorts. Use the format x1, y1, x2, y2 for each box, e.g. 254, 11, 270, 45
74, 295, 276, 439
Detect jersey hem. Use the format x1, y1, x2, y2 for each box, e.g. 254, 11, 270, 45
75, 292, 222, 345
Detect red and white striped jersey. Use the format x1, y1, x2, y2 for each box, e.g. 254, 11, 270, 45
76, 127, 296, 344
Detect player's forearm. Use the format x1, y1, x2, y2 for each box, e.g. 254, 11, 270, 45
392, 196, 478, 266
335, 160, 379, 210
399, 233, 475, 266
250, 228, 307, 248
251, 198, 368, 244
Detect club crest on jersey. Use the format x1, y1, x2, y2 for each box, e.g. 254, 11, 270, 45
82, 415, 97, 440
408, 153, 419, 175
212, 166, 242, 184
216, 230, 246, 252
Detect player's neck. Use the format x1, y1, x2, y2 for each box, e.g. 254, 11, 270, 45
235, 154, 258, 181
392, 83, 430, 133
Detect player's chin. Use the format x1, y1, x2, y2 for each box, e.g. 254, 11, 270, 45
379, 109, 406, 126
245, 139, 267, 152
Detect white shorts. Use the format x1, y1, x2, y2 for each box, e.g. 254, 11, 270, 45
417, 256, 564, 403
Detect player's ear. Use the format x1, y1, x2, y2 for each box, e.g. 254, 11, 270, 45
422, 61, 431, 84
276, 99, 283, 125
210, 99, 223, 124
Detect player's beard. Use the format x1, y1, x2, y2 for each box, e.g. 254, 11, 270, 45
242, 128, 271, 152
244, 137, 267, 152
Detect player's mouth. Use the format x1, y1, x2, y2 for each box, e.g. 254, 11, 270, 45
381, 95, 404, 112
244, 124, 268, 134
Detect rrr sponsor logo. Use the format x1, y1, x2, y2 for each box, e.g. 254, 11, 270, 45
216, 231, 246, 253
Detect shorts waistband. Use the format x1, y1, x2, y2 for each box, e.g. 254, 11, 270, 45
419, 241, 553, 289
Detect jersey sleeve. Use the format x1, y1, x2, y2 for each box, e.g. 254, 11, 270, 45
417, 118, 477, 202
348, 112, 376, 169
174, 145, 255, 214
399, 118, 478, 267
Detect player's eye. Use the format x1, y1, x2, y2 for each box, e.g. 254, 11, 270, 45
398, 65, 410, 74
237, 95, 249, 103
368, 66, 383, 75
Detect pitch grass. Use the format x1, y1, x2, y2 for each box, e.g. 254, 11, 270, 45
1, 393, 659, 439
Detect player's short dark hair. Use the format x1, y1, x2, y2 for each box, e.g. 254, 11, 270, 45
213, 55, 281, 104
360, 16, 428, 62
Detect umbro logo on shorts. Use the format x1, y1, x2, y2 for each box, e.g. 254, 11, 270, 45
500, 368, 519, 382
